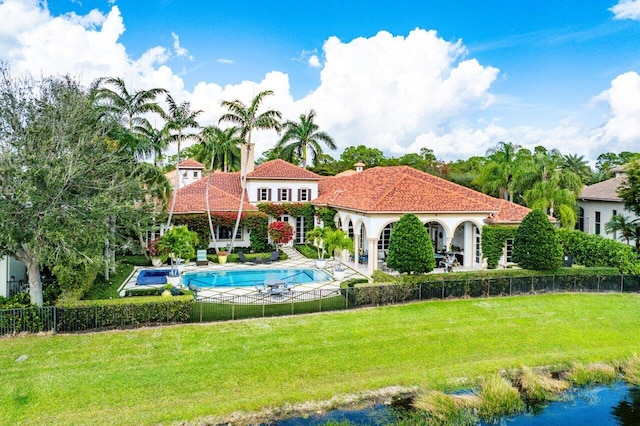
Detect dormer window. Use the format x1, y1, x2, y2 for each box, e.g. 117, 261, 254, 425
298, 188, 311, 201
278, 188, 292, 202
258, 188, 271, 201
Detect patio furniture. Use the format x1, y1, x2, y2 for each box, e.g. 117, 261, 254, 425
188, 283, 199, 298
442, 252, 456, 272
255, 283, 266, 293
238, 251, 258, 265
196, 250, 209, 266
284, 282, 295, 291
262, 251, 280, 264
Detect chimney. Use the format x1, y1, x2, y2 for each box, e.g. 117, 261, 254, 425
240, 143, 255, 176
354, 162, 365, 173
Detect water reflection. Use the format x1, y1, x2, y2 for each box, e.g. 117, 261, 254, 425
611, 386, 640, 425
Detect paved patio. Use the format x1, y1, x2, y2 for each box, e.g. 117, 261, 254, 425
119, 246, 369, 299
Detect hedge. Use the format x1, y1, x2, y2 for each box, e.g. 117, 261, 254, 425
557, 229, 640, 274
481, 225, 517, 269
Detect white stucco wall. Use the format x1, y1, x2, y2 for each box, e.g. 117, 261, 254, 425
247, 179, 319, 204
0, 256, 27, 298
578, 199, 637, 244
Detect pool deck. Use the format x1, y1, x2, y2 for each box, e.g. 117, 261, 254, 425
120, 246, 369, 299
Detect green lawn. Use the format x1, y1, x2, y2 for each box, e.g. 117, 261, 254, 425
1, 293, 639, 425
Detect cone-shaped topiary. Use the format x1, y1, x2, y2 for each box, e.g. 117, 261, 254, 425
512, 209, 562, 270
387, 213, 435, 274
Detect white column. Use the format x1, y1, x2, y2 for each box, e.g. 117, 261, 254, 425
353, 230, 361, 268
464, 222, 473, 267
367, 237, 378, 276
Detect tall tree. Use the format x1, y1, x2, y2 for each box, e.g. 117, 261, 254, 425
164, 94, 202, 226
523, 174, 577, 229
274, 110, 336, 167
219, 90, 282, 251
0, 70, 152, 305
473, 141, 524, 202
605, 214, 639, 248
198, 125, 241, 172
340, 145, 385, 168
561, 153, 593, 185
92, 77, 166, 160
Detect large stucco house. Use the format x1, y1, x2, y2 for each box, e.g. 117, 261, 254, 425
578, 165, 637, 244
171, 144, 531, 274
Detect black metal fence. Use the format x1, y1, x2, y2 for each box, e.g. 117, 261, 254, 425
2, 273, 640, 335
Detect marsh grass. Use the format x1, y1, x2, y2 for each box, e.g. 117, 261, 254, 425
515, 367, 569, 402
622, 354, 640, 385
413, 391, 479, 425
564, 363, 619, 386
477, 375, 525, 421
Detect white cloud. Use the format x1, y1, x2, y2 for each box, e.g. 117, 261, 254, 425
308, 55, 321, 68
610, 0, 640, 20
295, 29, 499, 157
171, 32, 193, 60
217, 58, 234, 64
1, 3, 635, 164
590, 71, 640, 149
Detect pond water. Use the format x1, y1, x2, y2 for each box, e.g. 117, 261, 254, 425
272, 382, 640, 425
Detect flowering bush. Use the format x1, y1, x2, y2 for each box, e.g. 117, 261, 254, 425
146, 239, 161, 257
268, 221, 294, 245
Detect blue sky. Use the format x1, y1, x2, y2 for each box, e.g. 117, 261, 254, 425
2, 0, 640, 162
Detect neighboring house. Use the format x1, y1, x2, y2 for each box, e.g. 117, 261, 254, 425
171, 144, 531, 274
0, 255, 27, 298
578, 166, 636, 244
165, 159, 206, 189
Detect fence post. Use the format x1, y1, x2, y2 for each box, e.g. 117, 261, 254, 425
441, 279, 445, 299
319, 291, 323, 312
597, 275, 600, 292
232, 303, 235, 320
346, 288, 349, 309
509, 277, 512, 296
53, 306, 57, 334
552, 274, 555, 292
621, 274, 624, 292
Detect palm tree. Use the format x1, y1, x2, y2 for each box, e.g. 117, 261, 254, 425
274, 110, 336, 167
473, 141, 523, 201
92, 77, 166, 160
219, 90, 282, 251
561, 154, 593, 185
198, 126, 241, 172
605, 214, 639, 247
523, 174, 577, 229
136, 120, 169, 167
164, 94, 202, 226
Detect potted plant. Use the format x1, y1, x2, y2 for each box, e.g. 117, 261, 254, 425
216, 245, 229, 264
146, 238, 163, 267
323, 228, 354, 280
156, 226, 199, 284
161, 283, 173, 297
306, 226, 327, 268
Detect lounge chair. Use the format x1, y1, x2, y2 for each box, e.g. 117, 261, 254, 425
238, 251, 258, 265
262, 251, 280, 264
188, 283, 199, 299
284, 282, 295, 291
196, 250, 209, 266
255, 283, 266, 293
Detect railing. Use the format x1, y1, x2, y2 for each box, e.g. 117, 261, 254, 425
2, 273, 639, 335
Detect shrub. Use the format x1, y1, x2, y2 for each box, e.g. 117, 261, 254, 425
557, 228, 640, 274
387, 214, 435, 274
512, 209, 562, 270
268, 221, 294, 246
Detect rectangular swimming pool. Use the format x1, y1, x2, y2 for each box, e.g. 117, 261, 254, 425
183, 268, 333, 288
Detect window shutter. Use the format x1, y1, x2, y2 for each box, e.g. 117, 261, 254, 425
268, 188, 272, 201
297, 188, 301, 201
257, 188, 261, 200
288, 189, 292, 201
277, 189, 282, 201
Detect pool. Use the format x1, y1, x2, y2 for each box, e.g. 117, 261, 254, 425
183, 268, 333, 288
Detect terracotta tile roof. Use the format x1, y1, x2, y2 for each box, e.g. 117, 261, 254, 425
173, 172, 257, 213
314, 166, 530, 221
484, 199, 533, 224
247, 159, 322, 180
178, 158, 205, 169
580, 177, 625, 202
